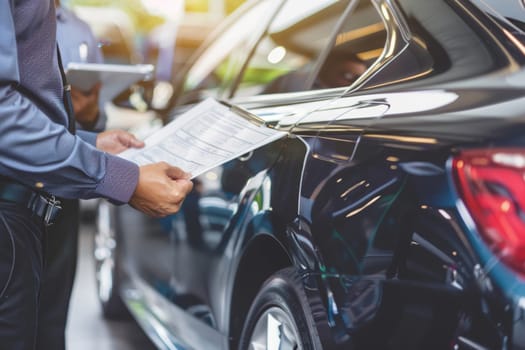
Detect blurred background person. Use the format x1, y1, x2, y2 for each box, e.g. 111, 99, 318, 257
55, 0, 105, 131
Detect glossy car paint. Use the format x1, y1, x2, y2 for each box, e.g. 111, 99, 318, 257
101, 0, 525, 349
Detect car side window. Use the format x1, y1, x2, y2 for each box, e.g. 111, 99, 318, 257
178, 0, 282, 104
313, 1, 387, 90
234, 0, 354, 97
234, 0, 388, 96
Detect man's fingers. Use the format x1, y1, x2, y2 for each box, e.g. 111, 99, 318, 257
130, 162, 193, 218
168, 180, 194, 203
126, 135, 145, 148
117, 132, 145, 149
165, 166, 192, 180
91, 82, 102, 93
144, 181, 193, 217
176, 179, 194, 197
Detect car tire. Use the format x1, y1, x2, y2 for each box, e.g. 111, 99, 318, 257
94, 200, 128, 319
238, 267, 324, 350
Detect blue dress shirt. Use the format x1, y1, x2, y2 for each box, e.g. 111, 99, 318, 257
0, 0, 138, 204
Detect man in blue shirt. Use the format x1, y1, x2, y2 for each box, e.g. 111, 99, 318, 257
0, 1, 193, 349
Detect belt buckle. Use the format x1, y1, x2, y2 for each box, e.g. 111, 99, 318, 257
43, 195, 61, 225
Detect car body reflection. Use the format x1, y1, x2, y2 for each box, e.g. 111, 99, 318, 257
93, 0, 525, 349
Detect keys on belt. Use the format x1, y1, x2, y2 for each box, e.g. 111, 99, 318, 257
29, 193, 62, 225
0, 182, 62, 225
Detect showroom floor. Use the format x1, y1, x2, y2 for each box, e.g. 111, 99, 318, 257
66, 217, 156, 350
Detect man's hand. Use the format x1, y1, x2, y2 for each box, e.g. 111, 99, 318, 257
129, 162, 194, 217
71, 83, 101, 130
96, 130, 145, 154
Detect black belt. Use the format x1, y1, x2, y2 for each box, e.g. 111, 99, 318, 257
0, 181, 61, 225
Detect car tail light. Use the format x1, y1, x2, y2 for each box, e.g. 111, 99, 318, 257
453, 149, 525, 274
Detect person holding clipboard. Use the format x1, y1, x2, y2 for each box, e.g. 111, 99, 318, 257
55, 0, 105, 132
0, 1, 193, 349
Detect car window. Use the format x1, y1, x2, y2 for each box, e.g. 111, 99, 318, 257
179, 0, 283, 104
233, 0, 352, 97
234, 0, 387, 96
313, 1, 386, 90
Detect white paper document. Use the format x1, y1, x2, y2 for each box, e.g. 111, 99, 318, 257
118, 98, 287, 178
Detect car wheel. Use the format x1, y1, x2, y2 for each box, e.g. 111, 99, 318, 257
94, 200, 128, 319
238, 267, 323, 350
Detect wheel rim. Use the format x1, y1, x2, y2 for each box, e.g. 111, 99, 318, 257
248, 306, 302, 350
94, 201, 117, 303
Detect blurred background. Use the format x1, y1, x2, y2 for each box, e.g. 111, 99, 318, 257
63, 0, 245, 130
64, 1, 244, 349
65, 0, 245, 66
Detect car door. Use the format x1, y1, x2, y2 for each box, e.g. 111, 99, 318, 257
121, 0, 285, 346
286, 0, 438, 348
161, 0, 383, 345
289, 0, 393, 270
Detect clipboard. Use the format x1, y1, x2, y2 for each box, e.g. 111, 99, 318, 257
65, 63, 154, 99
118, 98, 288, 178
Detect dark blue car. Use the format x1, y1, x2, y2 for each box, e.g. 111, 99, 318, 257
94, 0, 525, 348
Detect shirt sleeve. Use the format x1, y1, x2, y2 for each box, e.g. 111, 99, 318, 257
0, 4, 139, 204
76, 130, 98, 146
